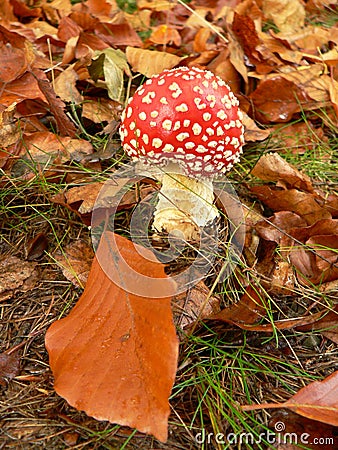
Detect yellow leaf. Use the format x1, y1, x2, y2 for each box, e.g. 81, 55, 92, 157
126, 47, 182, 78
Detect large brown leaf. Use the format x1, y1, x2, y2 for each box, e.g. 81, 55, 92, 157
45, 231, 178, 442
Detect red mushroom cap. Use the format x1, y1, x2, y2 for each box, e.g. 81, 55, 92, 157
119, 66, 244, 178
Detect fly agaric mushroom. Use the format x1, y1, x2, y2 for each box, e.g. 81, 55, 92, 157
119, 66, 244, 240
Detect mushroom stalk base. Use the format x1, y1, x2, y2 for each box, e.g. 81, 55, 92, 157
152, 173, 218, 241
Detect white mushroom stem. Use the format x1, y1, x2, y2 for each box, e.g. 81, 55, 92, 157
152, 171, 219, 241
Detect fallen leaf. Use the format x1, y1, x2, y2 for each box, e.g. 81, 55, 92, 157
17, 131, 93, 175
11, 0, 42, 19
54, 239, 94, 288
288, 219, 338, 285
0, 71, 46, 107
138, 0, 173, 12
232, 12, 280, 74
227, 29, 248, 83
83, 0, 121, 18
149, 25, 182, 46
284, 371, 338, 426
0, 256, 38, 300
45, 231, 178, 442
255, 211, 307, 243
249, 77, 311, 123
25, 233, 48, 260
57, 16, 82, 42
262, 0, 306, 34
0, 25, 35, 82
210, 285, 267, 327
290, 25, 335, 51
252, 153, 314, 192
90, 48, 131, 103
0, 350, 21, 386
250, 186, 331, 225
34, 71, 77, 137
82, 98, 121, 123
0, 0, 16, 24
242, 371, 338, 427
54, 67, 83, 104
251, 64, 332, 107
271, 122, 329, 156
0, 103, 20, 150
207, 48, 242, 94
125, 47, 183, 78
242, 111, 272, 142
172, 281, 221, 330
296, 305, 338, 345
95, 22, 143, 48
193, 28, 217, 53
62, 182, 104, 215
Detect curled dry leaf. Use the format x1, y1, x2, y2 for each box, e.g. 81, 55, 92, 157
25, 233, 48, 261
241, 111, 272, 142
232, 12, 280, 74
45, 231, 178, 442
90, 48, 131, 104
34, 71, 77, 137
54, 67, 83, 104
289, 219, 338, 285
207, 48, 242, 94
210, 285, 267, 327
251, 152, 314, 192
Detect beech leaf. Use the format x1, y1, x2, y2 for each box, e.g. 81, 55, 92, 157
252, 153, 314, 192
262, 0, 305, 34
90, 49, 131, 103
125, 47, 183, 78
45, 231, 179, 442
210, 285, 266, 327
284, 371, 338, 426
